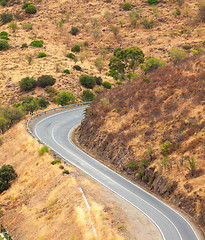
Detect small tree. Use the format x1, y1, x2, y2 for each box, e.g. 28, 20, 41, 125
0, 165, 17, 193
95, 56, 104, 73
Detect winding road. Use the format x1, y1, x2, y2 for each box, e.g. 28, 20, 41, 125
30, 106, 199, 240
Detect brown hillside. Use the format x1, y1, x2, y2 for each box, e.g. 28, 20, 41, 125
77, 54, 205, 233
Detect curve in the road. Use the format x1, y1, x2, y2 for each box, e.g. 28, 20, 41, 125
30, 106, 199, 240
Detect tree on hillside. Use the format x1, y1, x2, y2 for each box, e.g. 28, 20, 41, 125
0, 165, 17, 193
108, 46, 144, 81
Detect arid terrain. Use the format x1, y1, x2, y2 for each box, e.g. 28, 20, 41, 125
0, 0, 204, 239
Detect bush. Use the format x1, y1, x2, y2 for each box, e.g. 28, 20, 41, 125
102, 81, 111, 89
21, 43, 28, 48
71, 45, 80, 52
21, 97, 39, 113
38, 146, 49, 155
169, 47, 188, 62
22, 23, 33, 31
30, 40, 43, 47
38, 97, 49, 108
64, 69, 70, 74
80, 74, 96, 89
63, 169, 70, 174
51, 159, 61, 165
22, 2, 32, 9
0, 0, 7, 6
0, 165, 17, 193
94, 76, 102, 85
84, 41, 88, 47
66, 52, 76, 60
37, 75, 56, 88
0, 39, 9, 51
73, 65, 82, 71
2, 107, 24, 125
117, 81, 122, 85
55, 91, 75, 106
19, 77, 37, 91
142, 18, 155, 29
81, 90, 95, 101
144, 57, 164, 73
123, 2, 132, 10
70, 26, 79, 35
0, 31, 9, 40
38, 52, 47, 58
25, 4, 37, 14
147, 0, 159, 5
0, 12, 13, 25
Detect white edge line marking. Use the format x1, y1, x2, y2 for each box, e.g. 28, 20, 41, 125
32, 106, 200, 240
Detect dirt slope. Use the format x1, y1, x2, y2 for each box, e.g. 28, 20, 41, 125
77, 54, 205, 235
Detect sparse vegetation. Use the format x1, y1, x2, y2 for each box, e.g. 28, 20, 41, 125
38, 146, 49, 155
169, 47, 188, 62
142, 18, 155, 29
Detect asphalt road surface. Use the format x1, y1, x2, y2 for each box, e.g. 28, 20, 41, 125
30, 106, 199, 240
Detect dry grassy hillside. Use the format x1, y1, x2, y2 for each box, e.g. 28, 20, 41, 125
0, 0, 204, 105
77, 54, 205, 234
0, 119, 163, 240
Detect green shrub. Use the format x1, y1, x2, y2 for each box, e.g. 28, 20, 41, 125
80, 74, 96, 89
94, 76, 102, 85
21, 43, 28, 48
169, 47, 188, 62
70, 26, 79, 35
0, 0, 7, 6
0, 39, 9, 50
55, 91, 75, 106
71, 45, 80, 52
63, 169, 70, 174
128, 160, 137, 170
144, 57, 164, 73
147, 0, 159, 5
38, 52, 47, 58
64, 69, 70, 74
161, 141, 172, 156
142, 18, 155, 29
0, 31, 9, 40
102, 81, 111, 89
37, 75, 56, 88
25, 4, 37, 14
81, 90, 95, 101
30, 40, 43, 47
51, 159, 61, 165
22, 2, 32, 9
123, 2, 132, 11
22, 23, 33, 31
66, 52, 77, 60
38, 146, 49, 155
19, 77, 37, 91
175, 8, 181, 16
38, 97, 49, 108
117, 81, 122, 85
59, 165, 64, 169
84, 41, 88, 47
0, 12, 13, 25
73, 65, 82, 71
0, 165, 17, 193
